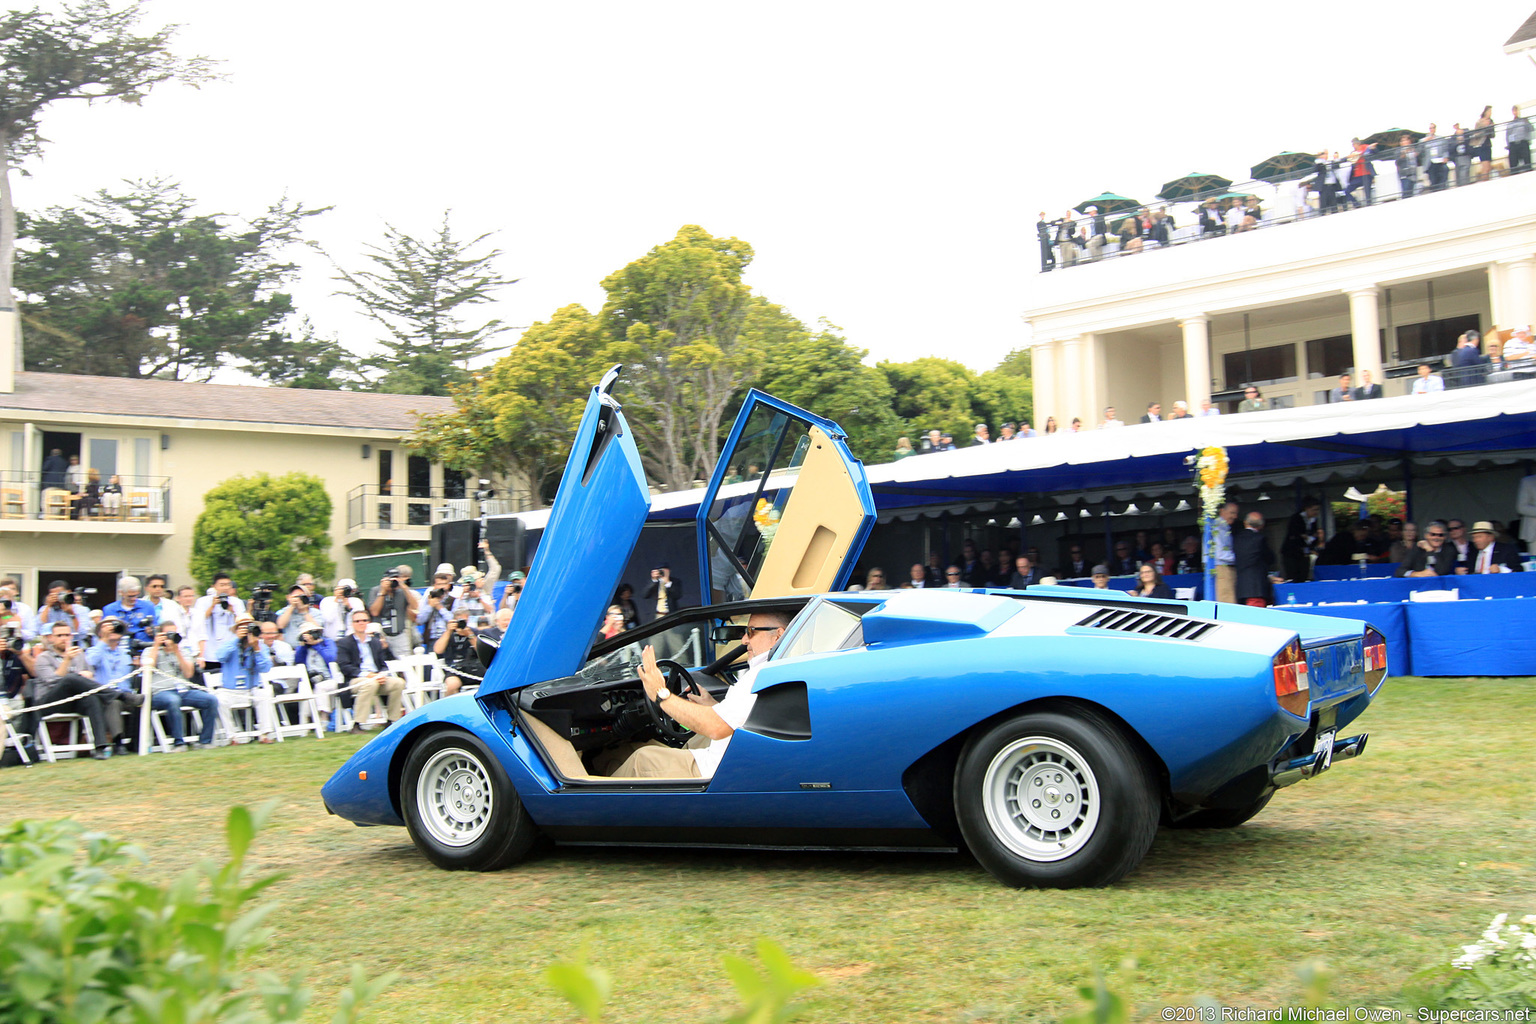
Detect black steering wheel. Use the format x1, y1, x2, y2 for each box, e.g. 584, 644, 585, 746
645, 659, 703, 745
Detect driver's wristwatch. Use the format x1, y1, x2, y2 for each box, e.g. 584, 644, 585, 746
653, 687, 671, 705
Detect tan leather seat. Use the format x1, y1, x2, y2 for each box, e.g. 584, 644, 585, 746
521, 713, 597, 780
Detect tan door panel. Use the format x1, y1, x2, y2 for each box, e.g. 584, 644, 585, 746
749, 426, 865, 598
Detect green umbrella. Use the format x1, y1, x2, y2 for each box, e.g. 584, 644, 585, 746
1155, 172, 1234, 202
1215, 191, 1256, 200
1361, 127, 1424, 148
1249, 151, 1315, 183
1074, 191, 1141, 215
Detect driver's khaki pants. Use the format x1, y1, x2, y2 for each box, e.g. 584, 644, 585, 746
609, 741, 702, 779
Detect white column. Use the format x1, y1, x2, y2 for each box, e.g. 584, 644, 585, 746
1058, 335, 1082, 427
0, 308, 15, 394
1346, 286, 1383, 387
1031, 339, 1057, 431
1179, 314, 1211, 410
1496, 257, 1535, 330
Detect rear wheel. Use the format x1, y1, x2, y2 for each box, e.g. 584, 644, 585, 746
1168, 792, 1274, 830
955, 708, 1157, 888
402, 729, 538, 871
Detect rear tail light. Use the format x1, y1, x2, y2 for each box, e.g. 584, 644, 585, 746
1273, 637, 1309, 717
1363, 628, 1388, 694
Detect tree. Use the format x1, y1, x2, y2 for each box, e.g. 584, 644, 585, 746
599, 225, 756, 490
878, 356, 982, 442
189, 472, 335, 594
334, 212, 518, 396
250, 317, 360, 390
0, 0, 216, 352
973, 346, 1034, 433
16, 178, 325, 380
743, 305, 900, 464
405, 303, 604, 504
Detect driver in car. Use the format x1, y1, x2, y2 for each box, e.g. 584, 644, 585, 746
607, 609, 790, 779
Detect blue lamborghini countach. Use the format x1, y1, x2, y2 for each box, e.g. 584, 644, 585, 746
322, 369, 1386, 888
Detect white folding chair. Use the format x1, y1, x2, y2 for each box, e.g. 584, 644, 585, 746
1, 700, 33, 765
388, 653, 444, 710
266, 665, 324, 740
138, 665, 215, 754
37, 711, 96, 762
209, 671, 271, 744
318, 663, 353, 733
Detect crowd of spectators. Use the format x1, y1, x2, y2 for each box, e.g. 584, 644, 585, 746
1037, 107, 1533, 273
0, 540, 525, 762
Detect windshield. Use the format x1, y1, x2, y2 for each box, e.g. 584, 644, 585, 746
574, 620, 711, 684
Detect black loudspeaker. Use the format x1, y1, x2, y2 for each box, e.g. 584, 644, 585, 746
483, 517, 526, 579
432, 520, 479, 577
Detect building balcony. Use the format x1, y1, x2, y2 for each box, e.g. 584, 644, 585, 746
344, 485, 530, 543
0, 472, 174, 536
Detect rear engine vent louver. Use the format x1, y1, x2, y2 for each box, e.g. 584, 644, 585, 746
1076, 607, 1217, 641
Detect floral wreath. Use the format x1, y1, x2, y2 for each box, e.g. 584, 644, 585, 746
1197, 445, 1228, 522
753, 498, 782, 549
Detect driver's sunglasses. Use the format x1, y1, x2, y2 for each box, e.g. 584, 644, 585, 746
746, 625, 782, 636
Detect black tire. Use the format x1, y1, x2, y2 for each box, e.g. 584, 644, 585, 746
1167, 792, 1274, 830
401, 729, 539, 871
954, 707, 1158, 888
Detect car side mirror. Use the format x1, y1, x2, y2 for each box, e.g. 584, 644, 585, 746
475, 634, 500, 671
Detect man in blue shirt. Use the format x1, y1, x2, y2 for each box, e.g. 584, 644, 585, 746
213, 613, 275, 742
85, 617, 144, 749
34, 580, 91, 642
102, 576, 159, 644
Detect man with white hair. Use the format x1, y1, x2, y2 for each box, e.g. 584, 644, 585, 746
102, 576, 159, 644
1082, 205, 1108, 261
1504, 325, 1534, 362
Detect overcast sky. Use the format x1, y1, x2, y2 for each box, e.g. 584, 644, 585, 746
14, 1, 1536, 379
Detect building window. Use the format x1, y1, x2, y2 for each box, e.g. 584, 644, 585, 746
407, 455, 431, 526
1224, 344, 1297, 388
87, 438, 118, 480
443, 468, 465, 499
1395, 315, 1481, 362
1304, 335, 1355, 379
378, 449, 393, 495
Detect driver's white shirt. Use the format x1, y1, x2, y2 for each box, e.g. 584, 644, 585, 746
688, 650, 767, 778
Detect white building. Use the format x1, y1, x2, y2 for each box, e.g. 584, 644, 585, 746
1024, 173, 1536, 425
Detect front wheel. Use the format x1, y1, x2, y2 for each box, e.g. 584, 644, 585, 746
402, 729, 538, 871
955, 708, 1157, 888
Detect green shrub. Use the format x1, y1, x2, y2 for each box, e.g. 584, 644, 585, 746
0, 803, 392, 1024
1405, 912, 1536, 1012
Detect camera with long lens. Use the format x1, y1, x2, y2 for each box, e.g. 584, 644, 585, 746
429, 587, 448, 601
338, 584, 355, 599
248, 581, 279, 622
1, 624, 22, 653
60, 591, 76, 606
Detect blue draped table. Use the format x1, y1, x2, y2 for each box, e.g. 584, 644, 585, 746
1274, 574, 1536, 605
1311, 563, 1398, 581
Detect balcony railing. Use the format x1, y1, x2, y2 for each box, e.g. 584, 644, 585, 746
0, 471, 172, 524
345, 485, 533, 532
1043, 117, 1534, 271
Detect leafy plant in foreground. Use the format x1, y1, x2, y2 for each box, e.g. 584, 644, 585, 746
0, 802, 393, 1023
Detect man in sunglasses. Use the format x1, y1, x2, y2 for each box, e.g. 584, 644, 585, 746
1396, 520, 1458, 577
608, 610, 791, 779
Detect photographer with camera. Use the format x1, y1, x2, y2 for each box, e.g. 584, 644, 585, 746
367, 565, 420, 660
416, 581, 454, 650
102, 576, 159, 645
213, 613, 275, 742
35, 580, 90, 643
293, 622, 342, 729
275, 584, 322, 646
191, 573, 246, 669
433, 611, 484, 696
501, 570, 525, 612
643, 564, 683, 622
142, 621, 218, 750
0, 577, 36, 641
84, 617, 144, 750
450, 570, 494, 630
16, 622, 115, 759
320, 579, 365, 641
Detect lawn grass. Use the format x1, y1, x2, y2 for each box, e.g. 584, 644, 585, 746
2, 676, 1533, 1022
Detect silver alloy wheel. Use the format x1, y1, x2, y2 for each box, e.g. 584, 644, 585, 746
415, 746, 495, 847
981, 736, 1102, 862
